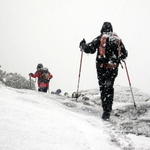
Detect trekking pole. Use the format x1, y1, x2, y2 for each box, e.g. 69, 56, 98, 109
29, 76, 31, 89
122, 60, 137, 109
76, 49, 84, 101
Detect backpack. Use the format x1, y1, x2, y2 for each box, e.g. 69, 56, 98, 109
41, 68, 51, 81
99, 32, 121, 58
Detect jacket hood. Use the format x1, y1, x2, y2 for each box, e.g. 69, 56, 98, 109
100, 22, 113, 33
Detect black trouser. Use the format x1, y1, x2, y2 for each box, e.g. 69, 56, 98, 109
96, 63, 118, 113
38, 87, 48, 93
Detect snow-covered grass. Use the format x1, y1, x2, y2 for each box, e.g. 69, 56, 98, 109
112, 103, 150, 136
67, 85, 150, 149
0, 84, 150, 150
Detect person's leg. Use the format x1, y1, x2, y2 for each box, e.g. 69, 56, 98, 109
96, 64, 108, 117
43, 87, 48, 93
38, 87, 47, 93
102, 69, 118, 119
103, 78, 115, 112
96, 64, 118, 119
38, 88, 43, 92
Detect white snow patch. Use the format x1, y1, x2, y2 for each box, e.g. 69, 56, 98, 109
0, 86, 120, 150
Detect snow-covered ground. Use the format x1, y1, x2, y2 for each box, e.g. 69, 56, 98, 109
0, 84, 150, 150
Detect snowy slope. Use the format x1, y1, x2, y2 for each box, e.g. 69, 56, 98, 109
0, 84, 150, 150
0, 85, 120, 150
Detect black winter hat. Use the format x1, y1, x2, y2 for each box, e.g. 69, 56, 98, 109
37, 63, 43, 70
101, 22, 113, 33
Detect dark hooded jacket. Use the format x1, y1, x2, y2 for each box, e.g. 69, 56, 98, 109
83, 22, 128, 65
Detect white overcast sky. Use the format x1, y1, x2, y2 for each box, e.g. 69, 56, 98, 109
0, 0, 150, 94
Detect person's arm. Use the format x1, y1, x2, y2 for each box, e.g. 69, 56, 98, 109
79, 36, 100, 54
29, 71, 40, 78
120, 41, 128, 60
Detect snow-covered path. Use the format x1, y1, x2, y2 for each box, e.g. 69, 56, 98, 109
0, 86, 120, 150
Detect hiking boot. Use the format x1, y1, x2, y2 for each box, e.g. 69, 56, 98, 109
102, 111, 110, 120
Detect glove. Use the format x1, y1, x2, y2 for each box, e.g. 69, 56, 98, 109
29, 73, 33, 76
79, 39, 86, 50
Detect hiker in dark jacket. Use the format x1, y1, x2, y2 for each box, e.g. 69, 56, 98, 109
79, 22, 128, 120
29, 63, 53, 93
